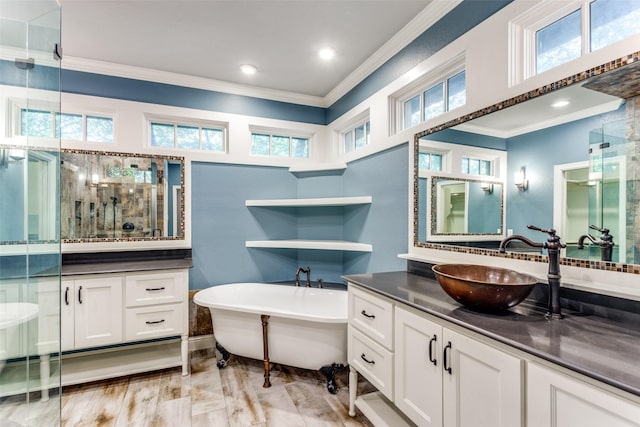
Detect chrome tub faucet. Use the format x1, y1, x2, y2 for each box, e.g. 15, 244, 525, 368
295, 266, 311, 287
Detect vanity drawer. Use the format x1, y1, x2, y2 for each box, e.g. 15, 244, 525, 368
348, 326, 394, 401
125, 303, 184, 341
125, 271, 186, 307
348, 284, 394, 350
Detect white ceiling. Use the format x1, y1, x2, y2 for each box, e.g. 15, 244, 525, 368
60, 0, 433, 100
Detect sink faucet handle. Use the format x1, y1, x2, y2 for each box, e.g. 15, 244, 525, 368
527, 224, 556, 235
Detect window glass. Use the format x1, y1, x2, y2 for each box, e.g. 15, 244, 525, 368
150, 123, 175, 148
86, 116, 114, 142
590, 0, 640, 51
21, 109, 52, 137
251, 133, 271, 156
56, 113, 83, 140
343, 130, 354, 153
176, 125, 199, 150
447, 71, 466, 110
419, 152, 444, 171
536, 9, 581, 74
202, 128, 224, 151
461, 158, 469, 174
418, 152, 430, 170
403, 95, 421, 129
271, 135, 290, 157
480, 160, 491, 176
291, 137, 308, 158
424, 84, 444, 121
431, 153, 443, 171
354, 124, 366, 149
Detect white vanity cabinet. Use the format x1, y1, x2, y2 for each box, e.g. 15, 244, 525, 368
394, 306, 522, 427
61, 275, 123, 351
348, 283, 523, 427
527, 362, 640, 427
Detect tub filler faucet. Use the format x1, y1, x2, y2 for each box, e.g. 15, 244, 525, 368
295, 266, 311, 287
577, 225, 614, 262
499, 225, 566, 319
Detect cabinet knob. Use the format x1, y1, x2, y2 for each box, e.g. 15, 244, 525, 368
360, 310, 375, 319
428, 334, 437, 366
360, 353, 375, 365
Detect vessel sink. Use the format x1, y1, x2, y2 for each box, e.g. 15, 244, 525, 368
432, 264, 538, 312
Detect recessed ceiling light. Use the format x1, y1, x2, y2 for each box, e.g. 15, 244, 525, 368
318, 47, 335, 60
551, 100, 569, 108
240, 64, 257, 75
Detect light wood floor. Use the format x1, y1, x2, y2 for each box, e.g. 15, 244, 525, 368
1, 349, 375, 426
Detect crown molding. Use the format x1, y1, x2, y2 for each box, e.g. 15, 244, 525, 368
61, 56, 328, 108
323, 0, 463, 106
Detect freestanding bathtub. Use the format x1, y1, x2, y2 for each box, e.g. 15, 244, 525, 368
194, 282, 348, 391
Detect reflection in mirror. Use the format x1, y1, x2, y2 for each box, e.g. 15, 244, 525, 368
0, 147, 59, 243
60, 150, 184, 241
414, 57, 640, 270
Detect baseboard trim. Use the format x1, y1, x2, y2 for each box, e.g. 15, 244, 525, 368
189, 334, 215, 352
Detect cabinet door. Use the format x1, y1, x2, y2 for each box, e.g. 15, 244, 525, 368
73, 276, 123, 349
60, 279, 76, 352
394, 307, 443, 427
527, 362, 640, 427
35, 278, 62, 355
442, 328, 522, 427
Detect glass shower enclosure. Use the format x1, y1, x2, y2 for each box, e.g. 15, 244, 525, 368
0, 1, 62, 425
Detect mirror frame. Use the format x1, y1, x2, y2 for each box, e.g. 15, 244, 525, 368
427, 176, 504, 241
61, 148, 186, 244
413, 52, 640, 276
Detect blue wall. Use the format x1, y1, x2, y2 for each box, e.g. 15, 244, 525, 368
506, 106, 625, 241
190, 143, 409, 289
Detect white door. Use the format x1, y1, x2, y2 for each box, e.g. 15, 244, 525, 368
60, 279, 76, 352
395, 307, 443, 427
443, 328, 522, 427
73, 276, 123, 349
527, 362, 640, 427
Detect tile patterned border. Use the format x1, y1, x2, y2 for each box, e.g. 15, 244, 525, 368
413, 51, 640, 275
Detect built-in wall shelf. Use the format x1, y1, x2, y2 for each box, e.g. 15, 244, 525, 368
288, 162, 347, 173
246, 240, 372, 252
246, 196, 372, 207
245, 195, 373, 253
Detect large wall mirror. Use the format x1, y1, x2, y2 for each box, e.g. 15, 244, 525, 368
61, 150, 185, 242
415, 55, 640, 272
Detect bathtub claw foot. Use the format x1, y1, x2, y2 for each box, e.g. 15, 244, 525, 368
320, 363, 345, 394
215, 341, 231, 369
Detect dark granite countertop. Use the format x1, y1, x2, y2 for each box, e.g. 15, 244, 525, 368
62, 258, 193, 276
62, 249, 193, 276
343, 271, 640, 398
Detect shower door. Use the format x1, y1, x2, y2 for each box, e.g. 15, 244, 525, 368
0, 1, 62, 425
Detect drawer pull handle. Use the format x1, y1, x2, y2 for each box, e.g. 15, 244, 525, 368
145, 287, 166, 292
360, 353, 375, 365
145, 319, 165, 325
64, 287, 70, 305
78, 286, 83, 304
428, 334, 437, 366
360, 310, 375, 319
443, 341, 452, 375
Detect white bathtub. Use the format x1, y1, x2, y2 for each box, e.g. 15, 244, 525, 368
194, 283, 347, 371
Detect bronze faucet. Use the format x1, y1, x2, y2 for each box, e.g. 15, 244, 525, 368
499, 225, 566, 319
295, 266, 311, 287
577, 225, 614, 262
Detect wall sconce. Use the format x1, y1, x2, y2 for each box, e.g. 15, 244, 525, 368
480, 182, 493, 194
514, 167, 528, 191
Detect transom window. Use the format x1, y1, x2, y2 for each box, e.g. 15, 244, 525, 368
514, 0, 640, 79
20, 109, 114, 143
418, 151, 443, 172
250, 132, 309, 158
342, 119, 370, 153
402, 70, 466, 130
150, 121, 225, 152
462, 157, 492, 176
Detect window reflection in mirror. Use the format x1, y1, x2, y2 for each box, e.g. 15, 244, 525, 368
60, 150, 184, 241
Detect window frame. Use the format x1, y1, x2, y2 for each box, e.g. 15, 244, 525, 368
248, 126, 312, 159
391, 54, 466, 134
147, 115, 228, 153
341, 118, 371, 154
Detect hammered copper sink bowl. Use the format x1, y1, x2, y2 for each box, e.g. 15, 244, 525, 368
432, 264, 538, 312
